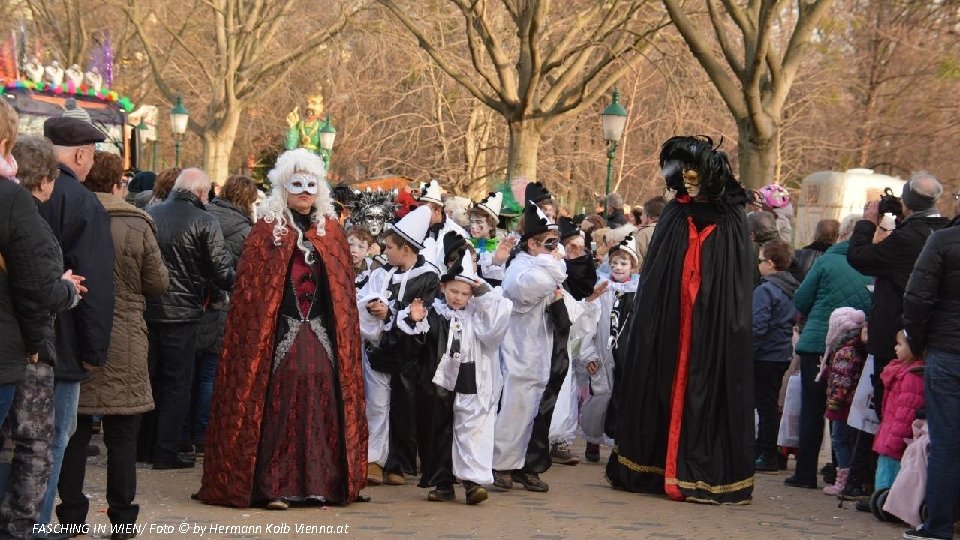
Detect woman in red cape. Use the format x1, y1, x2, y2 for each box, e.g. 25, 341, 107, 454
196, 149, 367, 508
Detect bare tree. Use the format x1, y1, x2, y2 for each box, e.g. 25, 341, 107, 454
662, 0, 832, 188
379, 0, 667, 183
123, 0, 364, 183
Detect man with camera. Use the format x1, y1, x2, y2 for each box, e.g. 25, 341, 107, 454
847, 173, 950, 409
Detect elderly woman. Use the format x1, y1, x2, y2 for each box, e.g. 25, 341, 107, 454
785, 214, 872, 490
182, 175, 258, 456
0, 135, 82, 539
54, 151, 168, 536
197, 149, 367, 509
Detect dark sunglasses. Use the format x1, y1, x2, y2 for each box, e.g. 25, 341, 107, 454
539, 238, 560, 251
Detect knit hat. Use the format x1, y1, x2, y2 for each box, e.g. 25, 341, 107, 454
62, 98, 92, 124
557, 216, 580, 243
441, 250, 481, 285
474, 191, 503, 220
520, 200, 557, 241
419, 179, 443, 205
524, 181, 552, 204
390, 204, 432, 251
128, 171, 156, 194
609, 233, 639, 267
824, 307, 865, 354
901, 180, 937, 212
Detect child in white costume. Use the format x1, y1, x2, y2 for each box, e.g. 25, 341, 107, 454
492, 202, 567, 492
401, 251, 513, 504
357, 205, 439, 485
577, 235, 640, 462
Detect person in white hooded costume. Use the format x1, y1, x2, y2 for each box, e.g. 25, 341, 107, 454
492, 201, 568, 493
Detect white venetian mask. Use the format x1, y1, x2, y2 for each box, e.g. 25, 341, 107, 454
286, 172, 319, 195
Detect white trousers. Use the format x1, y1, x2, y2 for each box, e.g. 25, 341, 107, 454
452, 393, 495, 485
363, 353, 391, 466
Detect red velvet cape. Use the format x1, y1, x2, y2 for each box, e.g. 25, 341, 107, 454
196, 218, 367, 507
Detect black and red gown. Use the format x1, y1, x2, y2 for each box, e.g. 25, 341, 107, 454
197, 212, 367, 507
606, 193, 755, 504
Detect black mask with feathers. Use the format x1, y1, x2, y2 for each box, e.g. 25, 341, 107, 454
659, 136, 744, 202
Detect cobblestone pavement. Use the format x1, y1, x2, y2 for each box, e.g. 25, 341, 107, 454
70, 438, 907, 539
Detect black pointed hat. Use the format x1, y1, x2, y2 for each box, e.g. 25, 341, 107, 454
521, 201, 557, 240
524, 181, 552, 204
557, 216, 579, 242
442, 230, 468, 268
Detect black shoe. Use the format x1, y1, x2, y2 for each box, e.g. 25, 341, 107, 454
177, 452, 197, 462
777, 453, 788, 470
754, 458, 779, 473
511, 471, 549, 493
492, 470, 513, 490
821, 462, 837, 485
153, 458, 195, 470
194, 442, 204, 456
178, 442, 195, 454
839, 484, 868, 500
585, 443, 600, 463
903, 526, 949, 539
463, 481, 488, 505
427, 485, 455, 502
783, 475, 817, 489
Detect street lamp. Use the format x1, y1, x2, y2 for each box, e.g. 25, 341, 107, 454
601, 88, 628, 219
134, 118, 148, 170
318, 114, 336, 168
170, 96, 189, 167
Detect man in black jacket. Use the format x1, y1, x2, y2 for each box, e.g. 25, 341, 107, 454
901, 215, 960, 540
789, 218, 839, 283
36, 116, 115, 534
847, 173, 950, 410
143, 168, 235, 469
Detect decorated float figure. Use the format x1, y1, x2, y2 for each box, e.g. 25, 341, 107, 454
285, 93, 326, 154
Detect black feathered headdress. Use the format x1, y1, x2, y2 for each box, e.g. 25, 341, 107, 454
659, 135, 745, 203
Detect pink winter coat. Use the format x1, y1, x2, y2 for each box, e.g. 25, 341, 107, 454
872, 359, 925, 460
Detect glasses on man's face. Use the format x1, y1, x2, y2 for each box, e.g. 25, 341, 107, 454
119, 179, 129, 189
538, 238, 560, 251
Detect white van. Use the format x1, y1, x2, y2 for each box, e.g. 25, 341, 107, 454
794, 168, 905, 247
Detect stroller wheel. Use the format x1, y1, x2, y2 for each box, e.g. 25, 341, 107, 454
920, 501, 929, 524
870, 489, 890, 521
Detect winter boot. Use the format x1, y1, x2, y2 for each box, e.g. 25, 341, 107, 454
823, 468, 848, 496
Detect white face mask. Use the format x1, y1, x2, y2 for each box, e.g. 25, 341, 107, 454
286, 173, 319, 195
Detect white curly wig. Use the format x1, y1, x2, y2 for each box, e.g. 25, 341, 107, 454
260, 149, 337, 262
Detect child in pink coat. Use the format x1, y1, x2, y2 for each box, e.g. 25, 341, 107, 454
872, 330, 925, 490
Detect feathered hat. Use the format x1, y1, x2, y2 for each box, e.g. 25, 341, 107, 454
419, 179, 443, 205
390, 204, 432, 251
441, 249, 481, 285
521, 200, 557, 241
658, 135, 745, 202
474, 191, 503, 220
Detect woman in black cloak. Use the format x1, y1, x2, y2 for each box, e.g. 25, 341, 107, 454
605, 136, 754, 504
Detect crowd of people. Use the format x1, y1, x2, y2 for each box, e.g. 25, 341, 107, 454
1, 96, 959, 540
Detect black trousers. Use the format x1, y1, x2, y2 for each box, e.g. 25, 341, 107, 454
142, 322, 198, 464
521, 353, 570, 474
872, 353, 894, 421
384, 365, 419, 476
58, 415, 141, 526
795, 352, 826, 483
754, 361, 789, 463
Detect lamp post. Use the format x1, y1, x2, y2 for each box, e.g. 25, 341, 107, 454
134, 118, 148, 170
169, 96, 189, 168
318, 114, 336, 169
601, 88, 628, 219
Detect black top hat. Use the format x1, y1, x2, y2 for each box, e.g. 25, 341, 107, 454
557, 216, 579, 242
521, 201, 556, 240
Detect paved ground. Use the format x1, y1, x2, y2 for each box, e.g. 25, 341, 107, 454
66, 437, 911, 540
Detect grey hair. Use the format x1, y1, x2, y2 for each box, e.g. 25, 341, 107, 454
606, 192, 624, 209
173, 168, 212, 195
11, 135, 59, 191
839, 213, 862, 240
909, 171, 944, 200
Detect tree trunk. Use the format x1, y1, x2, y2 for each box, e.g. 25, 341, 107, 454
201, 108, 242, 186
736, 121, 777, 189
506, 120, 542, 183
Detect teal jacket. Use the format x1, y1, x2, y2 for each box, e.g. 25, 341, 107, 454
794, 241, 872, 354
